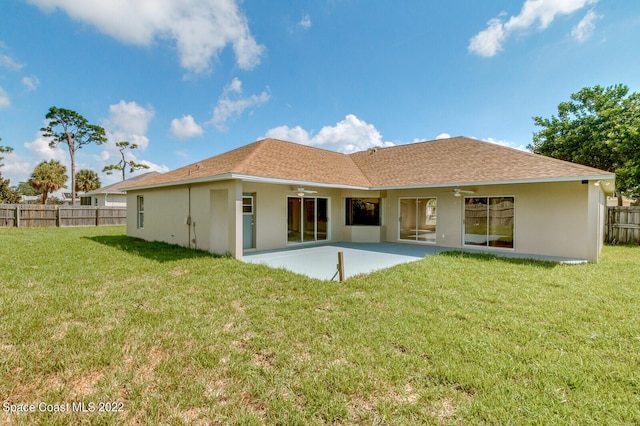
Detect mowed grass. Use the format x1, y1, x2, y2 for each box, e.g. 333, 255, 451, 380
1, 226, 639, 425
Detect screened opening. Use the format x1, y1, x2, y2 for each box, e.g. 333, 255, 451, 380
345, 198, 381, 226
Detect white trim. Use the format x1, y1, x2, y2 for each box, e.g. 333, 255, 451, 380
371, 175, 615, 191
125, 172, 615, 193
234, 174, 368, 190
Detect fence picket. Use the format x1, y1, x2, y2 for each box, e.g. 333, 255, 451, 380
0, 204, 127, 227
606, 206, 640, 244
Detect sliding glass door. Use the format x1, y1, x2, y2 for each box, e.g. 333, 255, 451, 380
399, 197, 437, 243
288, 197, 328, 243
464, 196, 514, 248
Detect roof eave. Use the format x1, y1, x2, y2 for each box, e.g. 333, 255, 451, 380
370, 174, 616, 191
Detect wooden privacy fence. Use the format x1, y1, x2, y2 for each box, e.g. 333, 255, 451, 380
0, 204, 127, 228
606, 206, 640, 244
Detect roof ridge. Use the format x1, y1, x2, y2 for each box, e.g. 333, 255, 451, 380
233, 138, 270, 172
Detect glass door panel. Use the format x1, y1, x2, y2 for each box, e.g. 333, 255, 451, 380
464, 197, 488, 246
417, 198, 436, 242
287, 197, 301, 243
303, 198, 316, 242
399, 199, 415, 240
316, 198, 328, 241
488, 197, 514, 248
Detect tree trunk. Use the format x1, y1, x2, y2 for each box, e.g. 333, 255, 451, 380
68, 143, 76, 206
42, 191, 48, 205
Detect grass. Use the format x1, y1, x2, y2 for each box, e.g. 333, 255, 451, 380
1, 226, 639, 425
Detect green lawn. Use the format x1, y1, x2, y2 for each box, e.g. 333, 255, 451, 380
1, 226, 639, 425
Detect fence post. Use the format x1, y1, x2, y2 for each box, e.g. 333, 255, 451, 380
15, 204, 20, 228
55, 205, 60, 227
96, 207, 100, 226
337, 251, 345, 282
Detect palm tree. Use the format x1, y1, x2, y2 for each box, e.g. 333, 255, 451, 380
75, 169, 101, 193
28, 160, 68, 204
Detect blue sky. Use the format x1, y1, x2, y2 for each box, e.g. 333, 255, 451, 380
1, 0, 639, 186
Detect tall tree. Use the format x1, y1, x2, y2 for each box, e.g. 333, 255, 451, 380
0, 139, 21, 203
28, 160, 68, 205
75, 169, 101, 193
529, 84, 640, 204
41, 107, 107, 205
103, 141, 149, 181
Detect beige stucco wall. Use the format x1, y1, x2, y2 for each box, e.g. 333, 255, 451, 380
127, 178, 607, 262
384, 180, 605, 262
242, 182, 344, 251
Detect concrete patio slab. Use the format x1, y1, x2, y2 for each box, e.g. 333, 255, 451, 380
243, 242, 587, 281
243, 242, 448, 280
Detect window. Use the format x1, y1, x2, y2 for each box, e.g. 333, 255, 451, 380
346, 198, 381, 226
137, 196, 144, 229
80, 196, 91, 206
464, 196, 514, 248
242, 196, 254, 214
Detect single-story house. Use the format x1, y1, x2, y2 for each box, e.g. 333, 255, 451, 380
81, 172, 161, 206
124, 137, 615, 262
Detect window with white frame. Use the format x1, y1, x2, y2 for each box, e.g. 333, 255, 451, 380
137, 196, 144, 229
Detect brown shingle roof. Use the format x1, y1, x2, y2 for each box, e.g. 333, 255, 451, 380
84, 171, 161, 195
127, 137, 614, 190
350, 137, 613, 187
129, 138, 371, 188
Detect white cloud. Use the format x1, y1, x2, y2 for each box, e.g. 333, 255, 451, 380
170, 115, 204, 139
137, 160, 170, 174
24, 133, 68, 164
210, 78, 270, 131
435, 133, 451, 140
0, 87, 9, 108
27, 0, 265, 74
469, 0, 598, 57
0, 150, 31, 184
572, 9, 600, 42
102, 100, 155, 150
22, 75, 40, 91
298, 13, 312, 29
0, 54, 23, 70
482, 136, 528, 151
264, 114, 395, 154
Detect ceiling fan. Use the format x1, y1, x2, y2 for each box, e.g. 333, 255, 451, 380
289, 187, 318, 197
450, 188, 475, 197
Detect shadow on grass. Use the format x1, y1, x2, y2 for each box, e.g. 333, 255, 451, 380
85, 235, 226, 263
437, 250, 561, 269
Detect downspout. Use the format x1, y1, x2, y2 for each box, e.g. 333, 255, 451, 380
187, 185, 191, 249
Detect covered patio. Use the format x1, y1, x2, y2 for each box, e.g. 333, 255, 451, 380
243, 242, 587, 281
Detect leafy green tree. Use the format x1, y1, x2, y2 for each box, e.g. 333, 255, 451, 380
529, 84, 640, 204
41, 107, 107, 205
75, 169, 101, 193
28, 160, 68, 205
0, 139, 21, 203
13, 181, 40, 197
103, 141, 150, 181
